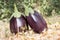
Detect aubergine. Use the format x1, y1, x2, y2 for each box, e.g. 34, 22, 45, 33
26, 10, 47, 33
10, 15, 28, 34
34, 11, 47, 29
10, 4, 29, 34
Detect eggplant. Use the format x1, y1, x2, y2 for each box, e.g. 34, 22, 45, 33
26, 10, 47, 33
10, 15, 28, 34
10, 4, 29, 34
34, 11, 47, 30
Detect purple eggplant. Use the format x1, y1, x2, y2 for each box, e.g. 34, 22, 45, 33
34, 11, 47, 30
10, 15, 28, 34
26, 10, 47, 33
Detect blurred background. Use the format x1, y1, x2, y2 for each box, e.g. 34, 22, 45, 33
0, 0, 60, 40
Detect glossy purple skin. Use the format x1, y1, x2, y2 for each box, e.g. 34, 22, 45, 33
34, 11, 47, 30
26, 11, 47, 33
10, 15, 28, 34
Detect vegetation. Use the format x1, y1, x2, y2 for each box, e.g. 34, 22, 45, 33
0, 0, 60, 20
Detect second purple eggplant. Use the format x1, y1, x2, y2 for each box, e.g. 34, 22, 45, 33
26, 10, 47, 33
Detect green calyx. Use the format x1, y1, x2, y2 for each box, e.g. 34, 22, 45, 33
13, 4, 21, 18
24, 4, 34, 16
9, 4, 22, 21
28, 7, 34, 14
